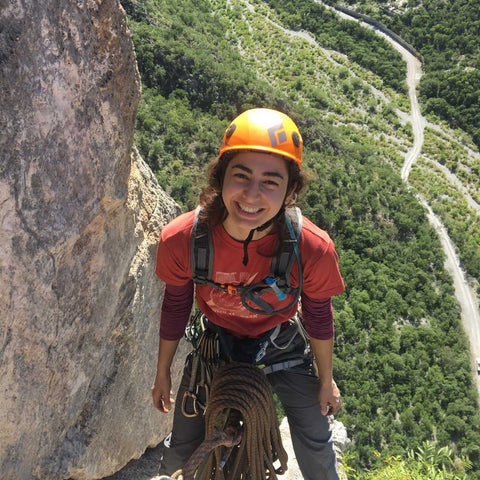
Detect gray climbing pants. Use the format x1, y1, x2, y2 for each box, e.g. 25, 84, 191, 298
158, 320, 339, 480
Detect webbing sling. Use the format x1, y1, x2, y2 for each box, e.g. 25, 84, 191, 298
190, 206, 303, 315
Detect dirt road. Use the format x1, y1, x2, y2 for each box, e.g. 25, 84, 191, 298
382, 21, 480, 396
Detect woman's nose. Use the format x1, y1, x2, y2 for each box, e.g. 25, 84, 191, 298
243, 180, 261, 199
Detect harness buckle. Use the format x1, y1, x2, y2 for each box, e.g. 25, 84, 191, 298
255, 340, 269, 363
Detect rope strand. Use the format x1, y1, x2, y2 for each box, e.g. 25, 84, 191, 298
181, 362, 288, 480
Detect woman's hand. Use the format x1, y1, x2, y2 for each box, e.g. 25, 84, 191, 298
319, 378, 342, 416
152, 371, 174, 413
309, 337, 341, 416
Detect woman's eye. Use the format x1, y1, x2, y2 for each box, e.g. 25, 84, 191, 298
234, 173, 248, 180
264, 180, 279, 187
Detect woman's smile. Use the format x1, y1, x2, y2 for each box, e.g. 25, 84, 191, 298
236, 202, 264, 215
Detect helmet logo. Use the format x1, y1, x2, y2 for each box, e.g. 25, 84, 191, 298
267, 123, 287, 147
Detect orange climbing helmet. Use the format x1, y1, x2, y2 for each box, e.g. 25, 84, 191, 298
218, 108, 303, 167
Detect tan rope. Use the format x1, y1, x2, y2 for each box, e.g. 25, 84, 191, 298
181, 362, 288, 480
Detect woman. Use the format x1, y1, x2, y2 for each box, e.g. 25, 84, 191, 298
153, 108, 345, 479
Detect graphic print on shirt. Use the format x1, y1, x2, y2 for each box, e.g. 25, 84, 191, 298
215, 271, 260, 285
205, 271, 259, 319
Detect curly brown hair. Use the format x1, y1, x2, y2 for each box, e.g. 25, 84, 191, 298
198, 151, 307, 229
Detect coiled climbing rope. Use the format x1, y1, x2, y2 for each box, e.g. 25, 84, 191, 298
179, 362, 288, 480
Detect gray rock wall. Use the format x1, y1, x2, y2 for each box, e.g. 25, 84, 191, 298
0, 1, 186, 479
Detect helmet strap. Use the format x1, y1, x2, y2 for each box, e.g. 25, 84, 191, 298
242, 229, 255, 266
241, 206, 285, 266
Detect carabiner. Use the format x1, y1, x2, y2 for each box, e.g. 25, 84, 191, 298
181, 390, 199, 418
194, 383, 209, 413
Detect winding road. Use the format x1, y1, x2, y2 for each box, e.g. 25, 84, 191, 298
328, 4, 480, 396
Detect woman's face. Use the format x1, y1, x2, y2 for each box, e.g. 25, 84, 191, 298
221, 151, 290, 241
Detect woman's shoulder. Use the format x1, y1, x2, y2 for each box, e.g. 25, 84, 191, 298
160, 209, 196, 242
300, 215, 334, 247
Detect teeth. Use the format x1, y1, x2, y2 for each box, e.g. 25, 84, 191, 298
239, 203, 261, 213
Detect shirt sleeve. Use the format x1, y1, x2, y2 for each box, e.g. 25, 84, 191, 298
155, 212, 193, 286
301, 294, 334, 340
300, 218, 345, 299
160, 282, 194, 340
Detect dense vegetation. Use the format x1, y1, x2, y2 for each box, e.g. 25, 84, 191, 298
346, 441, 473, 479
303, 131, 479, 476
339, 0, 480, 149
122, 0, 480, 477
264, 0, 407, 93
125, 0, 289, 208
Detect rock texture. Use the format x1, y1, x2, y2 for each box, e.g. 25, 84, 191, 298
278, 417, 350, 480
0, 1, 185, 479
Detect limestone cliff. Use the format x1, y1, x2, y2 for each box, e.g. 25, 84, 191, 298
0, 1, 186, 479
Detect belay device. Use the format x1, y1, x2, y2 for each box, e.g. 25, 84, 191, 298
190, 206, 303, 315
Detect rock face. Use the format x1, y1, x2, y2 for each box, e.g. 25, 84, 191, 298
278, 417, 350, 480
0, 1, 186, 479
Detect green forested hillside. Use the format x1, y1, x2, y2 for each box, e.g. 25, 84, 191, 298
121, 0, 480, 477
264, 0, 407, 93
337, 0, 480, 150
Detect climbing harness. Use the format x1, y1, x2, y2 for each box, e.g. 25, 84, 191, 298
259, 313, 311, 375
191, 206, 303, 315
182, 312, 312, 421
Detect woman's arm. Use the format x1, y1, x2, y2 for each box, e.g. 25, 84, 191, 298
301, 294, 341, 416
152, 282, 194, 413
152, 337, 181, 413
310, 337, 342, 416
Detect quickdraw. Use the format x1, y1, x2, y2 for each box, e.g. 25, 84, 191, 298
181, 325, 222, 418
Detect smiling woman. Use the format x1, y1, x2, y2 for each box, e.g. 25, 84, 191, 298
153, 108, 346, 479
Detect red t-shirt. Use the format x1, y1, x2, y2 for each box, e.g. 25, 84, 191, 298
155, 210, 345, 338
